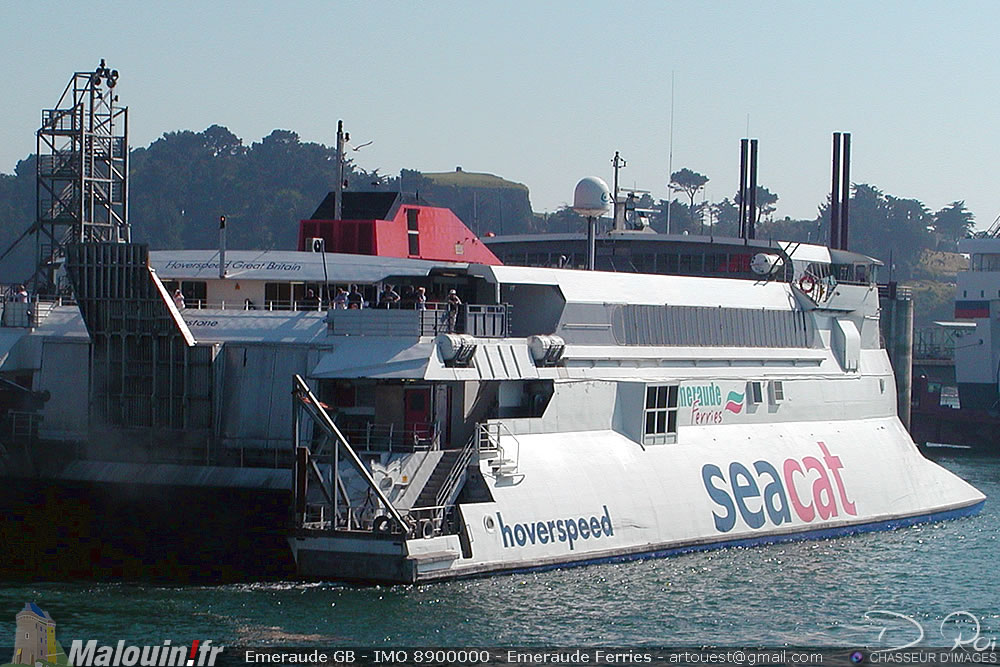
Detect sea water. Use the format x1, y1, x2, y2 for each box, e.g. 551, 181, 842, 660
0, 454, 996, 649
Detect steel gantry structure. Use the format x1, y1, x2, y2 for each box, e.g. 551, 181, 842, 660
32, 59, 129, 293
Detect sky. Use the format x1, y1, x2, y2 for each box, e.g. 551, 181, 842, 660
2, 1, 999, 229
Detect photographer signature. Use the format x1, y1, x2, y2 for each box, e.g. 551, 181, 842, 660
864, 610, 997, 653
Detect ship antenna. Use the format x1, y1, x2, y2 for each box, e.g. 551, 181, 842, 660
334, 120, 349, 220
665, 71, 675, 234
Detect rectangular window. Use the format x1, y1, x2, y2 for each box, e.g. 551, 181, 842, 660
264, 282, 291, 310
181, 281, 207, 308
643, 384, 679, 445
747, 380, 763, 404
406, 209, 420, 256
769, 380, 785, 404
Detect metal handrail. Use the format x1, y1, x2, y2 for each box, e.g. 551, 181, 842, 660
434, 439, 477, 509
292, 374, 409, 533
477, 421, 520, 472
337, 421, 438, 453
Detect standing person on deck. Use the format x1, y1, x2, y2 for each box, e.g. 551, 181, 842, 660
347, 285, 364, 309
446, 289, 462, 332
378, 284, 400, 309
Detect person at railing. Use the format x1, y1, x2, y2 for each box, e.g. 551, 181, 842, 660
12, 285, 28, 303
378, 284, 400, 309
347, 285, 364, 309
333, 287, 349, 309
416, 286, 427, 311
446, 289, 462, 332
303, 288, 319, 311
399, 285, 417, 309
172, 288, 185, 310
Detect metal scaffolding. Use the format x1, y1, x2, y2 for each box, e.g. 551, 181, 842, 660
33, 59, 129, 293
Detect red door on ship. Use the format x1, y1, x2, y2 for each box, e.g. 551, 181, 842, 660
404, 387, 432, 444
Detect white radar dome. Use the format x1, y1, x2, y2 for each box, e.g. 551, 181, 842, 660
572, 177, 612, 217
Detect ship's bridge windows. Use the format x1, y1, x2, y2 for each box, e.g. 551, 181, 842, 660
972, 253, 1000, 271
644, 384, 679, 445
831, 262, 877, 285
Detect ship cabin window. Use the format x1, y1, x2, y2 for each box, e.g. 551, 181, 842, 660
265, 282, 301, 310
769, 380, 785, 404
972, 253, 1000, 272
644, 384, 679, 445
407, 209, 420, 256
747, 381, 764, 405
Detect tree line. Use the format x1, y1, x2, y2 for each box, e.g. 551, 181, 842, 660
0, 126, 978, 290
542, 167, 975, 284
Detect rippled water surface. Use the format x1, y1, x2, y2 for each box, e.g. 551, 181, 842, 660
2, 454, 997, 647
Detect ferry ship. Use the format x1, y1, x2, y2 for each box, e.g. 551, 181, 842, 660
281, 198, 985, 582
0, 187, 983, 583
2, 61, 982, 583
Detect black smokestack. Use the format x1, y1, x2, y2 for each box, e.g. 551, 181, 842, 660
840, 133, 851, 250
831, 132, 841, 249
739, 139, 748, 239
748, 139, 758, 240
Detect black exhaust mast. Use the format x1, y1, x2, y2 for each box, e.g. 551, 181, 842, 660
738, 138, 759, 240
831, 132, 851, 250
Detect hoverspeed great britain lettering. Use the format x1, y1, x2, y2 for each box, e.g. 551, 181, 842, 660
497, 506, 613, 551
69, 640, 223, 667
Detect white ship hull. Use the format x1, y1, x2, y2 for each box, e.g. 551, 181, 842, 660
291, 416, 984, 583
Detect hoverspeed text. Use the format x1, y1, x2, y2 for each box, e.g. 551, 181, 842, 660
497, 506, 613, 551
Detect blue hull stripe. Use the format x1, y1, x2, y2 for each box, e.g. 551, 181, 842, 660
494, 500, 986, 578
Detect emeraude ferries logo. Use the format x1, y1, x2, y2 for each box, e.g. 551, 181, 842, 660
497, 506, 614, 551
68, 640, 223, 667
702, 441, 857, 533
681, 383, 745, 424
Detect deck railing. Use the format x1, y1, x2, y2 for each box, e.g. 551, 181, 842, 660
327, 303, 509, 337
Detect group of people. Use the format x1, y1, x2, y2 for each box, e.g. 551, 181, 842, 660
169, 284, 464, 315
331, 285, 369, 310
328, 284, 462, 312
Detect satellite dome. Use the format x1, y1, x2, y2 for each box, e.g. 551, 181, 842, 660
572, 177, 611, 217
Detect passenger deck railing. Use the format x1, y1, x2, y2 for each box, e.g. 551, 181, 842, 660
339, 421, 439, 453
327, 303, 509, 337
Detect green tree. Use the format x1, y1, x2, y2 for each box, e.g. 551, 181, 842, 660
932, 200, 974, 242
753, 185, 778, 223
669, 168, 709, 220
826, 184, 933, 280
710, 198, 739, 237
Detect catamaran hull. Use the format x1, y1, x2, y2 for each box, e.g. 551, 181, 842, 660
289, 417, 985, 584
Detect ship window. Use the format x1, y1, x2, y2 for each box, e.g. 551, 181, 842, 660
747, 380, 763, 404
769, 380, 785, 404
181, 281, 207, 308
407, 209, 420, 256
644, 384, 679, 445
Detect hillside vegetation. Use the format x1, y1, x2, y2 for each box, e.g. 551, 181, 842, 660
0, 124, 980, 328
